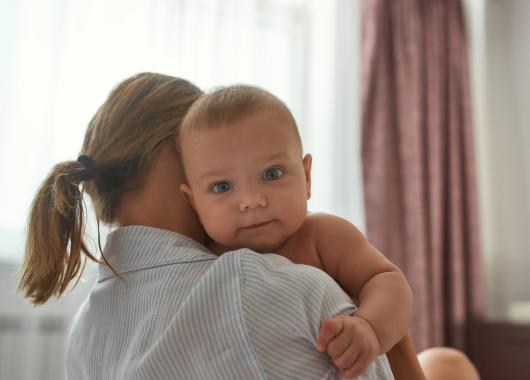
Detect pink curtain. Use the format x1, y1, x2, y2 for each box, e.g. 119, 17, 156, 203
361, 0, 482, 352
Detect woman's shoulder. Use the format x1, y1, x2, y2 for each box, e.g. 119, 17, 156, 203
237, 249, 356, 325
235, 249, 342, 295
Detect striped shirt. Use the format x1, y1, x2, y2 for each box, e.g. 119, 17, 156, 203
66, 226, 393, 380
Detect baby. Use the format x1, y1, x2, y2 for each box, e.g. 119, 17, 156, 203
178, 85, 412, 378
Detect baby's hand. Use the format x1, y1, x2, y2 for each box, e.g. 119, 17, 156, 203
316, 315, 381, 379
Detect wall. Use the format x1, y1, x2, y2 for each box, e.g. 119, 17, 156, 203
466, 0, 530, 321
0, 261, 95, 380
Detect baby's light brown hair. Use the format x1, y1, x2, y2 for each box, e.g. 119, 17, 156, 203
180, 85, 303, 152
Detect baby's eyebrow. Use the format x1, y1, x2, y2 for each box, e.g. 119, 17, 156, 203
198, 169, 230, 182
261, 152, 289, 163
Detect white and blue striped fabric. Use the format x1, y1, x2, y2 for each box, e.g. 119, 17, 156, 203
66, 226, 394, 380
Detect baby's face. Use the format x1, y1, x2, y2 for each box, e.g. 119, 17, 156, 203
180, 109, 311, 252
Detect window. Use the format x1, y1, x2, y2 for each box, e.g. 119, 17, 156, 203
0, 0, 363, 263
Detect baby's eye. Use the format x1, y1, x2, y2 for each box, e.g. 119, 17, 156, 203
263, 167, 283, 181
211, 181, 232, 193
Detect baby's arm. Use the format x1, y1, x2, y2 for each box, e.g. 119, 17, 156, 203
307, 213, 412, 376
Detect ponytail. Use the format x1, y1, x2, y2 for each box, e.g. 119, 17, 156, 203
19, 160, 99, 305
18, 73, 203, 305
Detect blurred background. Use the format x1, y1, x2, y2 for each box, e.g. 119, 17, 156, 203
0, 0, 529, 379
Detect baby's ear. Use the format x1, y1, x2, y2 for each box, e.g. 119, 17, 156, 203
173, 135, 182, 156
180, 184, 196, 210
303, 154, 312, 200
174, 136, 181, 154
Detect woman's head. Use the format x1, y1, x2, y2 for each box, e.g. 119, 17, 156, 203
83, 73, 202, 222
20, 72, 203, 305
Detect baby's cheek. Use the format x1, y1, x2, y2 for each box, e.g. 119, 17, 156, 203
285, 196, 307, 226
202, 214, 237, 246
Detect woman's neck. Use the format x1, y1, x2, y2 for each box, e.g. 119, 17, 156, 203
114, 141, 205, 244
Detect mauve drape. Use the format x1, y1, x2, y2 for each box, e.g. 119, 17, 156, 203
361, 0, 482, 352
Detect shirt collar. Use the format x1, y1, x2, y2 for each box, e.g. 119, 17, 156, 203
97, 225, 215, 282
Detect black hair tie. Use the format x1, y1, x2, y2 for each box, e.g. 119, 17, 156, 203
77, 155, 96, 181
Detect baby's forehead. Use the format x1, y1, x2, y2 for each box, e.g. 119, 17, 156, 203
180, 115, 302, 171
187, 110, 297, 146
183, 107, 301, 149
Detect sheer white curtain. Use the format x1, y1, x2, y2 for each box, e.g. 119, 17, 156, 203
0, 0, 363, 263
1, 0, 306, 260
0, 1, 362, 379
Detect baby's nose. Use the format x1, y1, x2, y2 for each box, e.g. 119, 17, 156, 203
239, 191, 267, 211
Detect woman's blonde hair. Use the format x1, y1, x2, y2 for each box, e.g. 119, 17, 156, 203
19, 72, 203, 305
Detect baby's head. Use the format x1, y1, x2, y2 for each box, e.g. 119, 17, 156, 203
179, 85, 312, 252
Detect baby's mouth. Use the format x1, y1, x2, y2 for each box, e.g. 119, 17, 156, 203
242, 220, 273, 229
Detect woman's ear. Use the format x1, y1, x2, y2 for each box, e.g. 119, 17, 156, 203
180, 184, 196, 210
302, 154, 312, 200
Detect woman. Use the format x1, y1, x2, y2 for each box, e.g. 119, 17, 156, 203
18, 72, 479, 380
18, 72, 390, 379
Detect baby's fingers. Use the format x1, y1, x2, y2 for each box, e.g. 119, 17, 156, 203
316, 317, 345, 352
326, 330, 354, 360
332, 341, 360, 371
340, 351, 370, 379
